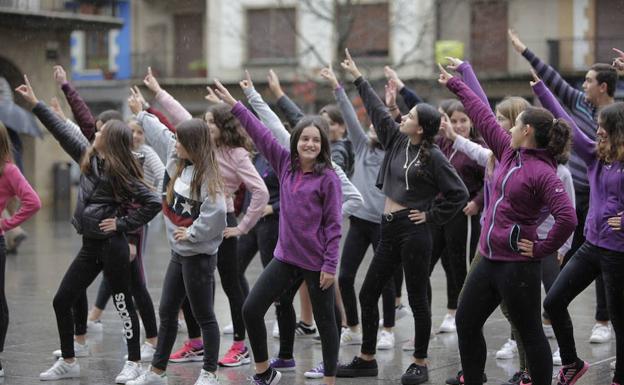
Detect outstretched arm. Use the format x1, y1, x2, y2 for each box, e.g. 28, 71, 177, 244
55, 65, 97, 142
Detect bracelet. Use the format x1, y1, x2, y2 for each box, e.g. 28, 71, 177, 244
388, 105, 399, 111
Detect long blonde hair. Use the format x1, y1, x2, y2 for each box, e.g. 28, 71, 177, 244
485, 97, 531, 174
0, 121, 13, 175
166, 119, 222, 204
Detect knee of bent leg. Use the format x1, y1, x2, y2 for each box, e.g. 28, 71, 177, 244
338, 273, 355, 292
543, 293, 560, 316
242, 297, 256, 324
53, 292, 70, 312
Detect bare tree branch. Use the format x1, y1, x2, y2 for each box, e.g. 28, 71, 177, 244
276, 0, 329, 67
300, 0, 334, 23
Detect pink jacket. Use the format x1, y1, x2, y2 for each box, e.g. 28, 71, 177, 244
154, 90, 269, 233
0, 163, 41, 234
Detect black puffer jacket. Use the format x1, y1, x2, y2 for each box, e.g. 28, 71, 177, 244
33, 102, 161, 238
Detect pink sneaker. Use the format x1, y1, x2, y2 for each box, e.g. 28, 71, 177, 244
169, 340, 204, 363
218, 342, 251, 367
556, 360, 589, 385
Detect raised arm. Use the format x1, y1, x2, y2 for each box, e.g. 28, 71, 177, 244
55, 65, 97, 142
509, 30, 586, 112
448, 58, 489, 104
0, 164, 41, 232
320, 66, 368, 153
453, 135, 493, 167
135, 111, 176, 165
384, 65, 422, 109
267, 69, 304, 127
441, 69, 510, 161
143, 67, 192, 125
530, 76, 595, 164
240, 73, 291, 148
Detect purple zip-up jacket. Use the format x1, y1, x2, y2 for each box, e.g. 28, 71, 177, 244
447, 77, 576, 261
231, 102, 343, 274
533, 81, 624, 252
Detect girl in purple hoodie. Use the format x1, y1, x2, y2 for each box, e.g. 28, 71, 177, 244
439, 67, 577, 385
212, 81, 342, 385
535, 73, 624, 385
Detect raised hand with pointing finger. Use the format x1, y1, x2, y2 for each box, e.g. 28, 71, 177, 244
319, 65, 339, 89
212, 79, 238, 107
143, 67, 162, 94
437, 63, 454, 86
14, 75, 39, 109
341, 48, 362, 79
508, 29, 527, 54
239, 70, 254, 91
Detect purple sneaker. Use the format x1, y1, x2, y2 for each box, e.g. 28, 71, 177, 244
556, 360, 589, 385
269, 357, 296, 371
304, 362, 324, 379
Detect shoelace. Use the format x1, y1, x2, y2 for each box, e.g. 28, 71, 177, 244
48, 360, 71, 375
405, 364, 422, 375
558, 365, 578, 385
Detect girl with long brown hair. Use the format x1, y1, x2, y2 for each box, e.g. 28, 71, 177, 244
127, 93, 227, 385
15, 76, 161, 383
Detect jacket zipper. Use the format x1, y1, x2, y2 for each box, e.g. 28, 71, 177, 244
486, 153, 522, 258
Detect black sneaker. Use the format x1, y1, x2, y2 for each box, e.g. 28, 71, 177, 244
336, 356, 378, 377
446, 370, 488, 385
401, 363, 428, 385
251, 367, 282, 385
294, 321, 317, 337
501, 371, 523, 385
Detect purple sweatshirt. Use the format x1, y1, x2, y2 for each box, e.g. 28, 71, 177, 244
231, 102, 343, 274
533, 81, 624, 252
447, 77, 577, 261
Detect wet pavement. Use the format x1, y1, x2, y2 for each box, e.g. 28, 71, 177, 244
1, 210, 616, 384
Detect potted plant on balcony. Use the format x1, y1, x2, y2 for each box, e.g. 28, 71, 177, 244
188, 59, 207, 77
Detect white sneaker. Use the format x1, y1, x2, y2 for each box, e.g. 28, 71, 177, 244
125, 342, 156, 362
194, 369, 219, 385
116, 361, 142, 384
177, 319, 187, 334
543, 323, 555, 339
0, 368, 4, 377
376, 330, 395, 350
611, 360, 616, 370
395, 304, 412, 321
87, 319, 103, 333
438, 314, 456, 333
495, 338, 517, 359
340, 327, 362, 346
39, 358, 80, 381
589, 323, 612, 343
127, 368, 167, 385
272, 321, 280, 339
402, 338, 415, 351
222, 323, 234, 335
53, 341, 90, 358
552, 347, 561, 366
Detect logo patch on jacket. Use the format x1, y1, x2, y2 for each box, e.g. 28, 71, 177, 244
162, 172, 201, 227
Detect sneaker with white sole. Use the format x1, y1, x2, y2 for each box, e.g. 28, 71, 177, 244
553, 347, 562, 366
126, 368, 167, 385
125, 341, 156, 362
294, 321, 317, 337
222, 323, 234, 335
194, 369, 219, 385
496, 339, 517, 359
439, 314, 456, 333
543, 323, 555, 339
376, 330, 395, 350
115, 361, 142, 384
272, 322, 280, 339
40, 358, 80, 381
53, 341, 90, 358
251, 367, 281, 385
340, 328, 362, 346
304, 362, 324, 379
402, 338, 415, 351
379, 304, 413, 327
589, 323, 612, 343
87, 319, 103, 333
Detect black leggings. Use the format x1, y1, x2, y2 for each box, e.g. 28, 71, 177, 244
359, 211, 432, 358
243, 258, 340, 376
53, 234, 140, 360
339, 216, 398, 328
0, 236, 7, 352
544, 241, 624, 382
563, 194, 609, 322
152, 252, 219, 372
72, 230, 158, 338
428, 212, 480, 310
183, 213, 246, 342
238, 214, 280, 296
457, 256, 550, 385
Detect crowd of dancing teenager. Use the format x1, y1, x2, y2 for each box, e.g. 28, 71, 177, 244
0, 30, 623, 385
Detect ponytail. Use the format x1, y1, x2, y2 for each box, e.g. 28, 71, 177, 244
520, 107, 571, 160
